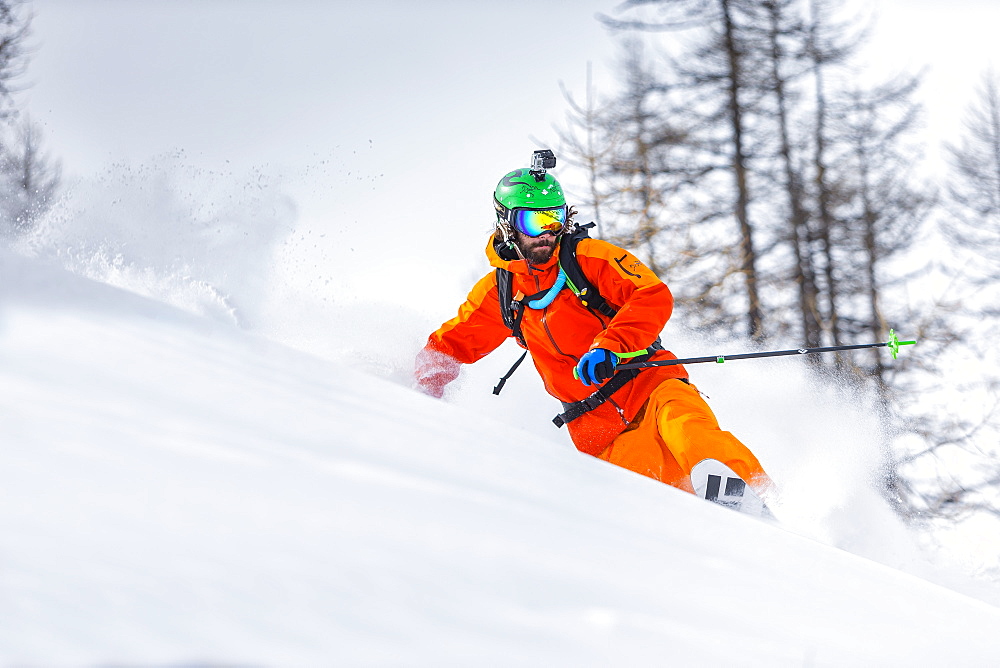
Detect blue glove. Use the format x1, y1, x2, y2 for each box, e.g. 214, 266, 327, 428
576, 348, 618, 387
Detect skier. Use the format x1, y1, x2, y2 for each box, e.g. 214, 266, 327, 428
414, 153, 774, 503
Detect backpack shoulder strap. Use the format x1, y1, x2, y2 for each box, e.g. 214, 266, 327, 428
496, 267, 515, 331
559, 223, 618, 319
494, 267, 528, 395
495, 267, 528, 348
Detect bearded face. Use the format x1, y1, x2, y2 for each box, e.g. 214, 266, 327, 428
514, 230, 558, 265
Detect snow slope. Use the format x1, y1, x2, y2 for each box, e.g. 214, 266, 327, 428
3, 248, 1000, 665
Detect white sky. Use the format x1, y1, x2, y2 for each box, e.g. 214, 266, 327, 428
24, 0, 999, 174
27, 0, 616, 176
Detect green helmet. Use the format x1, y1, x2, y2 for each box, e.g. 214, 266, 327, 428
493, 168, 568, 243
493, 168, 566, 215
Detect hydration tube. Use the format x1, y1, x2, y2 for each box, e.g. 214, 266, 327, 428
527, 268, 566, 309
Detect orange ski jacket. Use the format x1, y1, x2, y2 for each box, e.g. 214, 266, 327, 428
419, 234, 688, 456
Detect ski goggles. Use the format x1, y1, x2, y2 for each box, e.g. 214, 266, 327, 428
510, 205, 567, 237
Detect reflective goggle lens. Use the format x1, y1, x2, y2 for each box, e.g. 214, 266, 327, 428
512, 206, 567, 237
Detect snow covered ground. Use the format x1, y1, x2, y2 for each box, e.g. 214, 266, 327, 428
4, 238, 1000, 665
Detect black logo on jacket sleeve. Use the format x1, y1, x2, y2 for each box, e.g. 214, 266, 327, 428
614, 254, 642, 278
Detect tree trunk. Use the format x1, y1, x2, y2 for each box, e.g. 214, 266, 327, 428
721, 0, 764, 341
766, 1, 821, 348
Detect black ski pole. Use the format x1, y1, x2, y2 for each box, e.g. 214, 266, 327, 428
617, 329, 916, 370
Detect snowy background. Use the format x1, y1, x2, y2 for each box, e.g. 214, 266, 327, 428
4, 0, 1000, 663
5, 242, 1000, 665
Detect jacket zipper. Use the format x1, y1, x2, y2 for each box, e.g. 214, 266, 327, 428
527, 274, 576, 362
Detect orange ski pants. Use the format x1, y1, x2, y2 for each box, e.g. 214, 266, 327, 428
598, 378, 772, 494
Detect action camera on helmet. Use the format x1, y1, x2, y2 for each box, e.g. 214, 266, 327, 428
529, 149, 557, 181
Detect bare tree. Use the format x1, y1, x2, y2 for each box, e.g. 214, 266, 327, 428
569, 0, 991, 525
0, 115, 60, 236
554, 39, 722, 299
751, 0, 823, 348
834, 75, 929, 377
0, 1, 29, 120
0, 2, 61, 240
600, 0, 768, 341
804, 0, 866, 352
916, 69, 1000, 523
555, 62, 619, 238
943, 70, 1000, 284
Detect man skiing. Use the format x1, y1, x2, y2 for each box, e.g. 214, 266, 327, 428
415, 151, 773, 502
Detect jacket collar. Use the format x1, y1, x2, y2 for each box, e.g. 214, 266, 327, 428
485, 234, 560, 275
